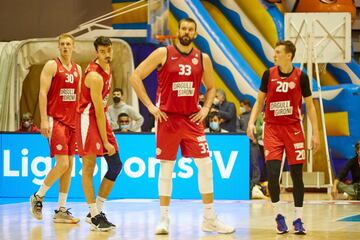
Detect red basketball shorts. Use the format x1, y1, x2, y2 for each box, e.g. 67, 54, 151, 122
156, 113, 210, 160
48, 117, 76, 157
263, 122, 306, 165
76, 112, 118, 157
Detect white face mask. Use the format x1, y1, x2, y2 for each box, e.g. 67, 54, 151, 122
240, 107, 246, 114
213, 98, 220, 105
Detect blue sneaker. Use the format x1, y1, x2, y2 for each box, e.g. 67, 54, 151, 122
293, 218, 306, 235
275, 214, 288, 234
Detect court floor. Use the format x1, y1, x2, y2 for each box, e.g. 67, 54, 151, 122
0, 193, 359, 240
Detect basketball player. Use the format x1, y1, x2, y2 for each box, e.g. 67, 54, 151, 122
77, 36, 122, 231
247, 40, 320, 234
30, 33, 81, 223
130, 17, 235, 235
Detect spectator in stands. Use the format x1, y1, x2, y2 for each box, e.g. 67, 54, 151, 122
198, 92, 205, 107
107, 88, 144, 132
239, 99, 266, 199
17, 112, 40, 133
331, 140, 360, 200
211, 89, 237, 132
114, 113, 133, 133
205, 112, 228, 133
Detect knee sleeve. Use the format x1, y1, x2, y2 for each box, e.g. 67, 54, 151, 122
104, 152, 122, 181
290, 164, 304, 207
158, 160, 175, 196
194, 157, 213, 194
266, 160, 281, 203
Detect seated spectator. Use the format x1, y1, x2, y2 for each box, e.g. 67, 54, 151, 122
331, 140, 360, 200
205, 112, 228, 133
17, 112, 40, 133
114, 113, 133, 133
107, 88, 144, 132
238, 99, 252, 134
211, 89, 237, 132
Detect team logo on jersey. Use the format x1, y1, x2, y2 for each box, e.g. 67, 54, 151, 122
73, 71, 78, 78
289, 81, 296, 89
96, 142, 101, 150
60, 88, 76, 102
156, 147, 162, 156
56, 144, 63, 151
172, 81, 195, 96
192, 58, 198, 65
269, 100, 293, 116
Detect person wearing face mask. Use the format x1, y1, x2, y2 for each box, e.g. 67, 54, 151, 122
205, 112, 228, 133
17, 112, 40, 133
114, 113, 133, 133
106, 88, 144, 132
210, 89, 237, 132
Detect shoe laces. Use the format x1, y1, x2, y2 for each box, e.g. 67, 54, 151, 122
100, 212, 112, 225
58, 207, 73, 216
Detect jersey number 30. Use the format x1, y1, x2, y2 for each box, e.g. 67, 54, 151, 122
178, 64, 191, 76
65, 73, 74, 84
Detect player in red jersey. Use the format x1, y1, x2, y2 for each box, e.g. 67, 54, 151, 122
130, 18, 235, 235
30, 33, 81, 223
247, 40, 320, 235
77, 36, 122, 232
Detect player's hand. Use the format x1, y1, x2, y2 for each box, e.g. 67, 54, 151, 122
311, 133, 320, 153
247, 123, 256, 142
331, 187, 338, 200
148, 105, 167, 122
40, 119, 50, 138
190, 107, 209, 123
104, 142, 116, 156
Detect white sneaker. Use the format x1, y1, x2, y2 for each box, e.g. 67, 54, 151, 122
202, 216, 235, 234
155, 216, 170, 235
251, 185, 267, 199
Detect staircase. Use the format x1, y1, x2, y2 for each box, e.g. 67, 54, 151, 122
353, 0, 360, 63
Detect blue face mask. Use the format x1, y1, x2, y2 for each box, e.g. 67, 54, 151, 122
209, 121, 219, 130
120, 124, 130, 130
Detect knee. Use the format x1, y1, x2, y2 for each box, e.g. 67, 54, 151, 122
55, 160, 70, 173
104, 153, 122, 181
194, 157, 213, 194
158, 160, 175, 196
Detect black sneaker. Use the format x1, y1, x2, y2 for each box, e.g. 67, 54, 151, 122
101, 212, 116, 229
90, 214, 112, 232
29, 193, 43, 220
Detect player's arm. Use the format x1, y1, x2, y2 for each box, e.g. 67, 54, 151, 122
190, 53, 216, 122
85, 72, 115, 155
39, 60, 57, 138
247, 70, 269, 141
304, 96, 320, 153
301, 72, 320, 153
130, 47, 168, 122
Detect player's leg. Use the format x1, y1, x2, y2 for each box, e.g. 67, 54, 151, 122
155, 160, 175, 235
181, 117, 234, 234
264, 123, 288, 234
284, 122, 307, 234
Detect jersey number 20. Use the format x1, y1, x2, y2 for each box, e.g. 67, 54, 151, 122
276, 81, 288, 93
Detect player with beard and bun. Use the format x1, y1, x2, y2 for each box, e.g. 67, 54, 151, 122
247, 40, 320, 235
130, 17, 235, 235
30, 33, 81, 224
77, 36, 122, 232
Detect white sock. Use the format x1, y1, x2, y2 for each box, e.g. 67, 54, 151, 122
271, 201, 282, 217
294, 207, 303, 220
96, 196, 106, 213
36, 183, 50, 198
58, 192, 68, 209
89, 203, 99, 217
203, 203, 216, 219
160, 206, 169, 218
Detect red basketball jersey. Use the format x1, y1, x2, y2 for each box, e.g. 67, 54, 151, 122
77, 60, 112, 115
157, 45, 203, 115
47, 58, 80, 128
264, 66, 303, 124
